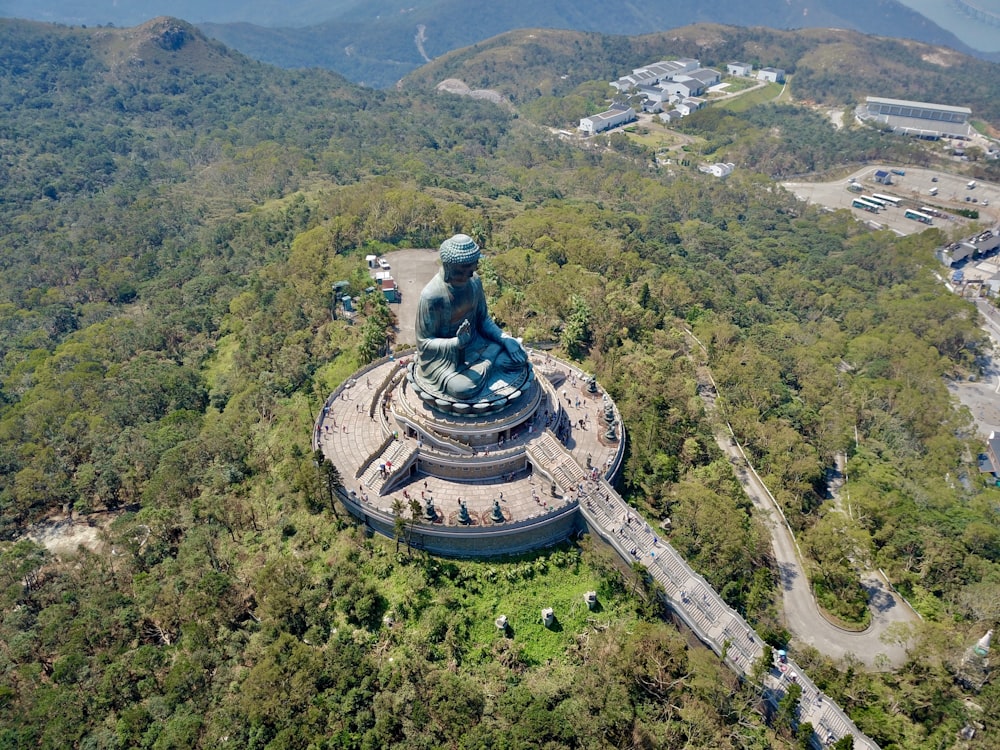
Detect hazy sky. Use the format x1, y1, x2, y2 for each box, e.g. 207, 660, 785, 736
894, 0, 1000, 52
2, 0, 999, 53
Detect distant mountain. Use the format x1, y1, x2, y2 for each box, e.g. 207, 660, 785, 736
402, 24, 1000, 129
0, 0, 363, 27
199, 0, 989, 88
1, 0, 991, 88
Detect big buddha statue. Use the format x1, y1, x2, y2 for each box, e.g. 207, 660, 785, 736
409, 234, 532, 413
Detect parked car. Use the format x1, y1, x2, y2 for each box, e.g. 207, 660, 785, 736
378, 258, 390, 270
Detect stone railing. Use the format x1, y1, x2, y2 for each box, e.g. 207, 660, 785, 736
355, 434, 396, 479
577, 483, 879, 750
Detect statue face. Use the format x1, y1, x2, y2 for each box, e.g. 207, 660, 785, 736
444, 260, 478, 287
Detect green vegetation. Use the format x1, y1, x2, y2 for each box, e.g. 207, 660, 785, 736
715, 81, 784, 112
0, 17, 999, 750
713, 76, 761, 95
197, 3, 983, 89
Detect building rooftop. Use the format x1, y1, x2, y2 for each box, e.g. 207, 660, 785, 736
865, 96, 971, 116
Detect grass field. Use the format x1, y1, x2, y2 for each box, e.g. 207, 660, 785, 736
716, 82, 784, 112
370, 540, 644, 668
624, 123, 701, 152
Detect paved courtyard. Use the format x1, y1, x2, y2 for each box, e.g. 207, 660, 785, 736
317, 351, 621, 522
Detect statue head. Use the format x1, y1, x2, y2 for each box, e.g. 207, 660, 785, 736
440, 234, 481, 286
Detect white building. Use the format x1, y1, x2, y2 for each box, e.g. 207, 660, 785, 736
858, 96, 973, 139
660, 77, 701, 99
687, 68, 721, 87
579, 106, 637, 135
757, 67, 786, 83
675, 98, 704, 116
611, 58, 700, 91
727, 62, 752, 77
637, 85, 669, 105
700, 162, 735, 178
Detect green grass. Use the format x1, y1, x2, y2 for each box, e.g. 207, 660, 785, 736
372, 542, 640, 668
713, 77, 759, 94
201, 333, 239, 390
625, 126, 701, 152
971, 119, 990, 136
717, 82, 784, 112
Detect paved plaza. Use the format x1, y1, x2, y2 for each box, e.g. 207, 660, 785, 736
316, 350, 621, 522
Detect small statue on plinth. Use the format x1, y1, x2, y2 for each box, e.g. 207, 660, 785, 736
586, 375, 597, 394
490, 498, 505, 523
458, 499, 472, 525
603, 403, 615, 425
604, 421, 618, 442
424, 495, 437, 522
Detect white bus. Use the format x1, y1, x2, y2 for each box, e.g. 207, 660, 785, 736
871, 193, 901, 206
905, 208, 933, 224
852, 197, 882, 213
862, 195, 887, 208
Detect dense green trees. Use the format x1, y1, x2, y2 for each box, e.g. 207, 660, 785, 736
0, 17, 998, 750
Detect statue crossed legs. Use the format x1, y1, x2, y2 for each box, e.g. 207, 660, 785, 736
410, 234, 531, 411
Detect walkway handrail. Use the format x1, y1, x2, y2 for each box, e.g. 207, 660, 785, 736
576, 479, 878, 750
356, 434, 396, 480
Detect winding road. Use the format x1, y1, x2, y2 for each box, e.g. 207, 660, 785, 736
692, 352, 920, 669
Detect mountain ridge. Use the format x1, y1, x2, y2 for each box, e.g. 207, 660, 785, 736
400, 24, 1000, 129
1, 0, 989, 88
199, 0, 989, 88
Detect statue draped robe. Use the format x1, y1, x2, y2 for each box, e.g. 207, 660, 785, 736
413, 273, 527, 402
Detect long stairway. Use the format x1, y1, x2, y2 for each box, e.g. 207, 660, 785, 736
526, 430, 589, 493
361, 440, 417, 495
576, 480, 880, 750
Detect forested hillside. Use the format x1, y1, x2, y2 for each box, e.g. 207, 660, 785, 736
1, 17, 998, 750
405, 24, 1000, 129
196, 0, 981, 88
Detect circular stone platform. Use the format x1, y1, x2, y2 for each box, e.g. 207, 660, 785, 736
314, 350, 625, 557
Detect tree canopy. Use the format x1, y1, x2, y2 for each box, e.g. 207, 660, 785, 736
0, 18, 998, 750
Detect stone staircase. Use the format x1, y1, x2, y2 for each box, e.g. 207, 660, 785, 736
527, 430, 588, 494
576, 479, 880, 750
361, 440, 417, 495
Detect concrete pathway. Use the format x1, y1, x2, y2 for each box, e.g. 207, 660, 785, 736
694, 361, 918, 669
579, 480, 878, 750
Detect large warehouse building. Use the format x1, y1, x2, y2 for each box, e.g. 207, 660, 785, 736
858, 96, 972, 139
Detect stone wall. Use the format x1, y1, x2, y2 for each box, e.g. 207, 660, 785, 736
339, 489, 581, 557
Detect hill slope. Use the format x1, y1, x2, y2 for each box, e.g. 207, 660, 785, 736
196, 0, 984, 88
402, 24, 1000, 129
4, 0, 990, 87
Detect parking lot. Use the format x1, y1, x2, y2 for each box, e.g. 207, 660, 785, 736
374, 248, 440, 346
783, 165, 999, 235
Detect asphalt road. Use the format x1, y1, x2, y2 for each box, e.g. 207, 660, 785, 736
950, 298, 1000, 441
715, 432, 917, 667
378, 248, 440, 346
